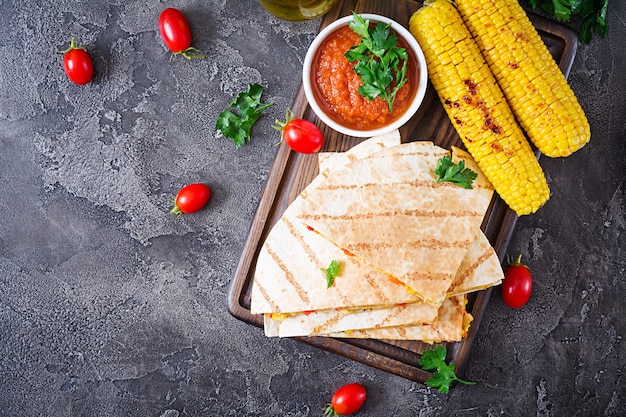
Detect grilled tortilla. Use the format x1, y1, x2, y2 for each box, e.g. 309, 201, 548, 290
317, 129, 402, 172
325, 295, 473, 343
251, 135, 500, 343
251, 132, 416, 315
264, 301, 439, 337
293, 142, 494, 305
251, 215, 424, 315
446, 229, 503, 296
263, 228, 501, 337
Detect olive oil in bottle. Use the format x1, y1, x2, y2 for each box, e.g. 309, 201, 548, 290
259, 0, 339, 21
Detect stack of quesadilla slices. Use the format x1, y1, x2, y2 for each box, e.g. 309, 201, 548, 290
250, 130, 503, 343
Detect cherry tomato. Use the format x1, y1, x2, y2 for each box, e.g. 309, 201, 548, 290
61, 38, 93, 85
501, 254, 533, 308
324, 383, 366, 416
274, 110, 324, 154
170, 183, 211, 215
158, 8, 203, 59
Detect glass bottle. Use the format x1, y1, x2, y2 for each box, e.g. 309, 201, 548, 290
259, 0, 340, 21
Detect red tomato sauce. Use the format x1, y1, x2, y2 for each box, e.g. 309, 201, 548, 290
311, 24, 419, 131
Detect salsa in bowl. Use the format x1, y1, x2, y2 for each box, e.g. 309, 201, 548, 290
303, 13, 428, 137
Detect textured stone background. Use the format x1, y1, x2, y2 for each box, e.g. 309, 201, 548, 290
0, 1, 624, 416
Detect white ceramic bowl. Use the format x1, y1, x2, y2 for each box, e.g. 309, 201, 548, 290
302, 14, 428, 138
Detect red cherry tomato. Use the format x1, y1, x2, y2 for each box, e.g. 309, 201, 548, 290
284, 119, 324, 153
61, 38, 93, 85
501, 254, 533, 308
170, 183, 211, 215
274, 110, 324, 154
158, 8, 203, 59
158, 8, 191, 52
324, 383, 366, 416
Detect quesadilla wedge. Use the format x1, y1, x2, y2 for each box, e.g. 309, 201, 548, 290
264, 300, 439, 337
319, 140, 502, 298
250, 132, 420, 316
263, 228, 501, 337
251, 135, 501, 343
325, 295, 473, 344
251, 215, 426, 315
292, 142, 494, 305
446, 229, 502, 296
318, 141, 502, 298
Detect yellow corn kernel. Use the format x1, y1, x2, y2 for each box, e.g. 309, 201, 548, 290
456, 0, 590, 157
409, 0, 549, 215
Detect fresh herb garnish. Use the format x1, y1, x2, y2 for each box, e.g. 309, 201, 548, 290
434, 155, 478, 189
322, 260, 341, 288
344, 12, 408, 113
215, 83, 273, 148
528, 0, 608, 44
419, 345, 476, 393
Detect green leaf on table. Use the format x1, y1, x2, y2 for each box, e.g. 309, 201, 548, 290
215, 83, 273, 148
419, 345, 476, 394
528, 0, 609, 43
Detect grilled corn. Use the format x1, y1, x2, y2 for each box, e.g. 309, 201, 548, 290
409, 0, 549, 215
456, 0, 590, 157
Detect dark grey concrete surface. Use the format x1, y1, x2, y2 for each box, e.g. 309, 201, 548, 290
0, 1, 624, 416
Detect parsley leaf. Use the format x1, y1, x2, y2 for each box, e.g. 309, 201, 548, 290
345, 12, 408, 113
527, 0, 609, 44
322, 260, 341, 288
215, 83, 273, 148
434, 155, 478, 189
419, 346, 476, 393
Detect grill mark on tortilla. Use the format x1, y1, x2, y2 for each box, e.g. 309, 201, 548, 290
316, 178, 492, 191
404, 270, 453, 283
265, 244, 310, 305
299, 209, 484, 221
320, 179, 433, 191
359, 260, 392, 305
300, 170, 331, 200
252, 279, 279, 312
358, 149, 447, 161
379, 303, 410, 327
349, 238, 474, 252
287, 219, 391, 306
448, 246, 496, 292
284, 217, 321, 268
313, 312, 342, 335
283, 217, 353, 307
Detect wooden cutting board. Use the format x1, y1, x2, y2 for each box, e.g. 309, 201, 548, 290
227, 0, 578, 383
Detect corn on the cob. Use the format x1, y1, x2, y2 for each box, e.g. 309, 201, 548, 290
409, 0, 549, 215
456, 0, 590, 157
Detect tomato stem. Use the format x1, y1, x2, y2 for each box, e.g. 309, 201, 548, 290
271, 108, 295, 146
170, 47, 205, 61
272, 108, 295, 131
59, 37, 87, 54
169, 199, 183, 216
323, 404, 339, 417
506, 253, 529, 269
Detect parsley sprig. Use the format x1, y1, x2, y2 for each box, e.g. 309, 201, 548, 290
322, 260, 341, 288
215, 83, 273, 148
344, 12, 408, 113
528, 0, 608, 44
434, 155, 478, 189
419, 345, 476, 393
